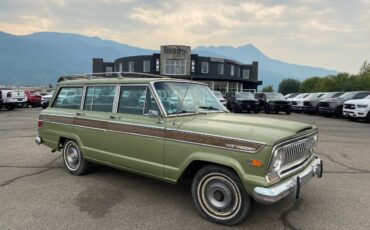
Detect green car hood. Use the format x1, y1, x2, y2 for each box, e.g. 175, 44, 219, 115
174, 113, 316, 146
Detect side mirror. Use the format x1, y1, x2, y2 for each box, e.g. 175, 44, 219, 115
148, 110, 160, 118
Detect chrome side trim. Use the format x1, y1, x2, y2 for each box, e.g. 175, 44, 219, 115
165, 128, 267, 146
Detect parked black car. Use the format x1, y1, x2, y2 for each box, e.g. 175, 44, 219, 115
318, 91, 370, 117
225, 92, 260, 113
255, 92, 292, 114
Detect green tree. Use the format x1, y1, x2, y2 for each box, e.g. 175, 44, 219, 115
278, 78, 301, 95
359, 60, 370, 75
262, 85, 274, 92
299, 76, 322, 92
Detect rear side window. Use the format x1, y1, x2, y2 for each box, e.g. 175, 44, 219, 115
118, 86, 159, 115
53, 87, 83, 109
84, 86, 115, 112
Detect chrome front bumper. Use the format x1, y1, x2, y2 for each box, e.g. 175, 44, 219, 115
253, 157, 323, 204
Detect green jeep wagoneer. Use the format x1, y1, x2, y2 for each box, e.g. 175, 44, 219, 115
36, 73, 323, 225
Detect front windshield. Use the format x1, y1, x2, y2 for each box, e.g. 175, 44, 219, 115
265, 93, 285, 100
154, 82, 226, 115
235, 92, 254, 99
295, 93, 307, 99
339, 92, 356, 100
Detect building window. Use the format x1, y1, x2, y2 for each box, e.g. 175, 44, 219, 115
191, 60, 195, 73
119, 63, 122, 72
218, 63, 224, 75
201, 62, 209, 73
237, 67, 241, 77
243, 69, 250, 79
164, 59, 186, 75
143, 60, 150, 72
105, 66, 113, 76
228, 82, 238, 92
128, 61, 134, 72
156, 59, 160, 72
199, 81, 214, 90
213, 81, 228, 94
230, 65, 235, 76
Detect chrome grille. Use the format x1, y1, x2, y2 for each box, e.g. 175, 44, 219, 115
278, 134, 317, 172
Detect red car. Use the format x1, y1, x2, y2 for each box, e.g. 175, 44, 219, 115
25, 91, 42, 107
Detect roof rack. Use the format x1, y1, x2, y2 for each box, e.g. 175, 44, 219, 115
57, 72, 166, 82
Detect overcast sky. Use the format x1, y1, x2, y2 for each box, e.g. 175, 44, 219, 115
0, 0, 369, 73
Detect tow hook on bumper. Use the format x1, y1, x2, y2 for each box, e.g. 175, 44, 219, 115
253, 157, 323, 204
35, 136, 42, 145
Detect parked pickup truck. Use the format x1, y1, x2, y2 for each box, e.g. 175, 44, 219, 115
36, 72, 323, 225
343, 95, 370, 122
1, 89, 28, 110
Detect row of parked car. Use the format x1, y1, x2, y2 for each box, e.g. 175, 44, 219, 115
212, 90, 370, 122
213, 91, 292, 114
0, 89, 53, 110
285, 91, 370, 122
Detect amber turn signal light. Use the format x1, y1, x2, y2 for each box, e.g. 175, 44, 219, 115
251, 159, 263, 167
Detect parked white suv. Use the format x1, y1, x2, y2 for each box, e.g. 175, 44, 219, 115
343, 95, 370, 122
0, 89, 28, 110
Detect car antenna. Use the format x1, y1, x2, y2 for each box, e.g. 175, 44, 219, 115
173, 72, 194, 126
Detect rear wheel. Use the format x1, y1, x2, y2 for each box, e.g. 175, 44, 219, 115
335, 106, 343, 118
286, 111, 291, 115
366, 112, 370, 123
191, 165, 251, 226
62, 140, 91, 176
22, 102, 29, 108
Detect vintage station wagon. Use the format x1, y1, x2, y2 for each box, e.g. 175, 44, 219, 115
36, 73, 323, 225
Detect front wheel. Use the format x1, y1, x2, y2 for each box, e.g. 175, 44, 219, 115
5, 104, 15, 110
191, 165, 251, 226
62, 140, 91, 176
286, 110, 291, 115
366, 112, 370, 123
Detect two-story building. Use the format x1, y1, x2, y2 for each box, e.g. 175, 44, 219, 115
92, 45, 262, 93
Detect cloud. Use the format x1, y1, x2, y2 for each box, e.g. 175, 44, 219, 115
0, 0, 368, 73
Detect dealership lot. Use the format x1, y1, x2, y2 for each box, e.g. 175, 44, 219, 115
0, 108, 370, 229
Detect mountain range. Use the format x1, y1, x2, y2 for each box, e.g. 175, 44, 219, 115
0, 31, 337, 89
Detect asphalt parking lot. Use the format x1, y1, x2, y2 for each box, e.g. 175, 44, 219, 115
1, 108, 370, 230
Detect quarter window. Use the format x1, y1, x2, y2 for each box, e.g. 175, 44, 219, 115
83, 86, 115, 112
201, 62, 209, 73
53, 87, 83, 109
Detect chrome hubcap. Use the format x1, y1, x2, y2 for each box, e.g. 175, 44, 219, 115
206, 181, 233, 211
64, 143, 81, 170
198, 173, 242, 220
